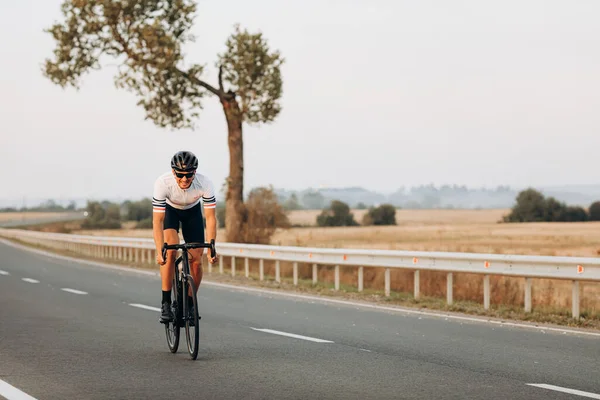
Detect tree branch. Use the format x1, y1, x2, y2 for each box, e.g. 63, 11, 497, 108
218, 65, 224, 91
176, 67, 222, 98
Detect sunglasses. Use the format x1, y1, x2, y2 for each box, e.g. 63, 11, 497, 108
174, 170, 195, 179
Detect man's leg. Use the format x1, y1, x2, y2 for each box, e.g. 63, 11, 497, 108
180, 203, 205, 318
188, 248, 204, 296
160, 228, 179, 322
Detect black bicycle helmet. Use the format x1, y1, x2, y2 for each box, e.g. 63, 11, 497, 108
171, 150, 198, 171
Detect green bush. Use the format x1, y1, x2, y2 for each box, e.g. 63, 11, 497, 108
135, 217, 153, 229
503, 188, 589, 222
589, 201, 600, 221
362, 204, 397, 226
80, 201, 121, 229
316, 200, 359, 227
123, 198, 152, 221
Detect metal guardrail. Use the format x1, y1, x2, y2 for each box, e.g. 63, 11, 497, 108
1, 228, 598, 319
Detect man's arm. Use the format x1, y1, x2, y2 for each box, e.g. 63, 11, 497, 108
204, 207, 217, 263
152, 178, 168, 264
153, 212, 166, 265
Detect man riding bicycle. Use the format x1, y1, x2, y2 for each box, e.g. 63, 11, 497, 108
152, 150, 218, 323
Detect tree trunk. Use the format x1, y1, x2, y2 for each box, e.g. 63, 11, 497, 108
221, 94, 246, 243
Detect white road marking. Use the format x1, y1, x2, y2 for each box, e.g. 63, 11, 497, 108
251, 328, 334, 343
0, 270, 9, 275
0, 378, 38, 400
207, 282, 600, 338
61, 288, 88, 295
527, 384, 600, 399
21, 278, 39, 284
360, 349, 372, 352
129, 303, 161, 312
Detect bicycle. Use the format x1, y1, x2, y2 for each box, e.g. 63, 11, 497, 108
161, 239, 216, 360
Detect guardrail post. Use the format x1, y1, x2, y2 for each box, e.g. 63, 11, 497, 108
293, 262, 298, 286
524, 278, 532, 312
219, 255, 223, 274
414, 270, 420, 299
572, 280, 580, 319
312, 264, 318, 285
231, 256, 236, 277
141, 248, 146, 263
245, 258, 249, 278
483, 275, 490, 310
275, 260, 280, 283
358, 266, 363, 292
135, 248, 140, 263
259, 259, 264, 281
207, 254, 212, 274
447, 272, 453, 305
384, 268, 390, 297
334, 265, 340, 291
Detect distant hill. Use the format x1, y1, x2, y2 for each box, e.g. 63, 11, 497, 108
2, 184, 599, 211
274, 184, 600, 210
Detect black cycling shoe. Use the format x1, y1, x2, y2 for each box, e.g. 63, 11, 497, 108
160, 302, 174, 323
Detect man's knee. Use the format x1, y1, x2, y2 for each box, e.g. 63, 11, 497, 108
190, 258, 202, 270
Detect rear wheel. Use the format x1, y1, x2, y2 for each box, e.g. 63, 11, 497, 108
165, 271, 181, 353
184, 275, 200, 360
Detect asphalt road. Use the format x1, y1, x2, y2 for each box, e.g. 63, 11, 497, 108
1, 240, 599, 400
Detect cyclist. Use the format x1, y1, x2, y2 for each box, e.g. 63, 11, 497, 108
152, 150, 218, 323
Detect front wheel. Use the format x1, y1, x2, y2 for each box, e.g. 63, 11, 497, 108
165, 274, 181, 353
184, 275, 199, 360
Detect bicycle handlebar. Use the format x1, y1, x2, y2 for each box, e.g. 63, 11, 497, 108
162, 239, 216, 261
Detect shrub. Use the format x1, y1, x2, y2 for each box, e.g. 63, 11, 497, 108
504, 188, 589, 222
363, 204, 397, 226
240, 186, 290, 244
135, 217, 153, 229
503, 188, 547, 222
124, 198, 152, 221
80, 201, 121, 229
316, 200, 359, 227
589, 201, 600, 221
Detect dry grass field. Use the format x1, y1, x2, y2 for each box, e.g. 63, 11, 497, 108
12, 208, 600, 320
0, 212, 71, 223
275, 209, 600, 257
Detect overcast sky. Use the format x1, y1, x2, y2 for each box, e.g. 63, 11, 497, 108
1, 0, 599, 205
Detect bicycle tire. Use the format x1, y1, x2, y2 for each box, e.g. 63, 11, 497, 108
165, 269, 181, 353
184, 275, 200, 360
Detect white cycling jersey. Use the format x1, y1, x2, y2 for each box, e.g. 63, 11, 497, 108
152, 171, 216, 213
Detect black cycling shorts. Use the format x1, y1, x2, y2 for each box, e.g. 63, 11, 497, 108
164, 203, 205, 243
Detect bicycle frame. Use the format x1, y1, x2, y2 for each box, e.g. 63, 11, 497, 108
163, 240, 215, 314
161, 239, 215, 359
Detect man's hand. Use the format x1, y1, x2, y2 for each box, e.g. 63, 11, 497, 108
156, 251, 166, 266
208, 251, 218, 264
